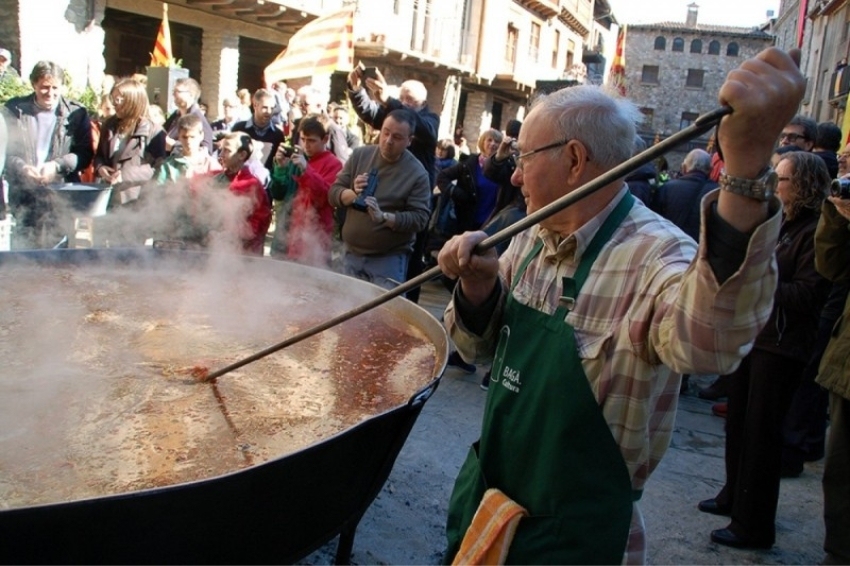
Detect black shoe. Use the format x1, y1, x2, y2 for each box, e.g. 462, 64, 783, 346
447, 351, 476, 374
780, 461, 803, 478
481, 371, 491, 391
698, 384, 728, 400
710, 528, 772, 549
698, 498, 731, 516
698, 375, 730, 400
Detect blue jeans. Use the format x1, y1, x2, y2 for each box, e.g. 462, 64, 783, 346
342, 250, 409, 290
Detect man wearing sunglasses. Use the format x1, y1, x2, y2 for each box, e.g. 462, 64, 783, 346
779, 115, 817, 151
438, 47, 805, 564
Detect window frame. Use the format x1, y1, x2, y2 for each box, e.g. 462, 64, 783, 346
641, 65, 660, 84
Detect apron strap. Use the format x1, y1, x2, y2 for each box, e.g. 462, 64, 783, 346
509, 191, 635, 315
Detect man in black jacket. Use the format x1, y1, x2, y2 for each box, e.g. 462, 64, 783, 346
4, 60, 93, 249
652, 148, 717, 241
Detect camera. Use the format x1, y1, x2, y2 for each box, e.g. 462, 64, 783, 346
279, 144, 299, 158
352, 168, 379, 212
357, 61, 379, 81
831, 178, 850, 199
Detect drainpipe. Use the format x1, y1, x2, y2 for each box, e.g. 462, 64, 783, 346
475, 0, 487, 78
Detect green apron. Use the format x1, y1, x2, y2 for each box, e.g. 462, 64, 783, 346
445, 194, 637, 565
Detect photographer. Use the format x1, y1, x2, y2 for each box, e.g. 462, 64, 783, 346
328, 108, 430, 289
268, 114, 342, 265
815, 181, 850, 565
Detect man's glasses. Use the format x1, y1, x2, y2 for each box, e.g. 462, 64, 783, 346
516, 139, 588, 171
779, 132, 807, 143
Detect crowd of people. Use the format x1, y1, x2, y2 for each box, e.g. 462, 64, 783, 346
0, 46, 849, 565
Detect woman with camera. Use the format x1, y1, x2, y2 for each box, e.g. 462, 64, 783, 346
698, 150, 832, 550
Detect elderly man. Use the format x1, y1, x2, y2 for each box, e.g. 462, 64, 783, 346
438, 47, 804, 564
779, 114, 817, 151
652, 148, 718, 241
163, 77, 214, 155
0, 48, 19, 80
328, 108, 430, 289
3, 60, 92, 248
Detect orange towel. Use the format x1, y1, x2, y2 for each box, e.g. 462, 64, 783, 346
452, 488, 529, 565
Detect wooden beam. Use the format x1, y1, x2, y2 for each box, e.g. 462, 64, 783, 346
212, 0, 256, 12
185, 0, 235, 5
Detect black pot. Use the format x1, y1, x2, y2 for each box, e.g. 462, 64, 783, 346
0, 249, 448, 564
38, 182, 113, 217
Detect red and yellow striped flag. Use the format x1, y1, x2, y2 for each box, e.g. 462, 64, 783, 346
608, 25, 627, 97
150, 3, 173, 67
264, 9, 354, 84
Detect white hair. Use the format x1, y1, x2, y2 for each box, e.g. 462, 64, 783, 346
532, 85, 643, 170
400, 80, 427, 104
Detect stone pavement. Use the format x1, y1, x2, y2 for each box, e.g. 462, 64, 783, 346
303, 279, 828, 565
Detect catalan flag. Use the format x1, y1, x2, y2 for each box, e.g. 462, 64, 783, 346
608, 25, 627, 97
150, 3, 173, 67
264, 9, 354, 84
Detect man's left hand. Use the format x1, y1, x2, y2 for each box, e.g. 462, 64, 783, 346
364, 196, 383, 223
718, 47, 805, 179
291, 152, 307, 174
365, 69, 390, 104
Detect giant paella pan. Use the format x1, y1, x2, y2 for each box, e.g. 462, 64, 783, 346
0, 248, 448, 564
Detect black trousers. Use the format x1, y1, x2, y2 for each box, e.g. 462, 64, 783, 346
716, 349, 805, 543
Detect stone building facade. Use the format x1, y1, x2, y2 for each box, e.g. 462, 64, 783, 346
0, 0, 614, 143
773, 0, 850, 127
624, 4, 773, 166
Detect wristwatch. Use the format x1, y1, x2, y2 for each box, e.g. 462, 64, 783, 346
718, 167, 778, 202
381, 212, 391, 224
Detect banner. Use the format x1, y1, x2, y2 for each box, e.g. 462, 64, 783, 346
842, 93, 850, 145
150, 3, 174, 67
608, 25, 627, 97
264, 9, 354, 84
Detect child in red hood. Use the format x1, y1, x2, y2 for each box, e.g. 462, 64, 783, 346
204, 132, 271, 255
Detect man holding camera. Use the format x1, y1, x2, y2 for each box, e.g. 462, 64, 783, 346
328, 108, 430, 289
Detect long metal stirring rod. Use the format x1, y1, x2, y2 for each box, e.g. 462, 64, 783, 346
202, 106, 732, 382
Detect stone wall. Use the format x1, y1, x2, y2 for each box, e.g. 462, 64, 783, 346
625, 27, 772, 137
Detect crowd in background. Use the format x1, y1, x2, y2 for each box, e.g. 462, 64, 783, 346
0, 48, 849, 564
0, 56, 528, 302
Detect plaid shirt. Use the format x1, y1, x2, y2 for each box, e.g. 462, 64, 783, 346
445, 187, 781, 563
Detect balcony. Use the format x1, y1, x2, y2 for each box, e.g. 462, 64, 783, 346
557, 0, 592, 37
513, 0, 559, 20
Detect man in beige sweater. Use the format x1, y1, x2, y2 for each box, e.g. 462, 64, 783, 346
329, 108, 431, 289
